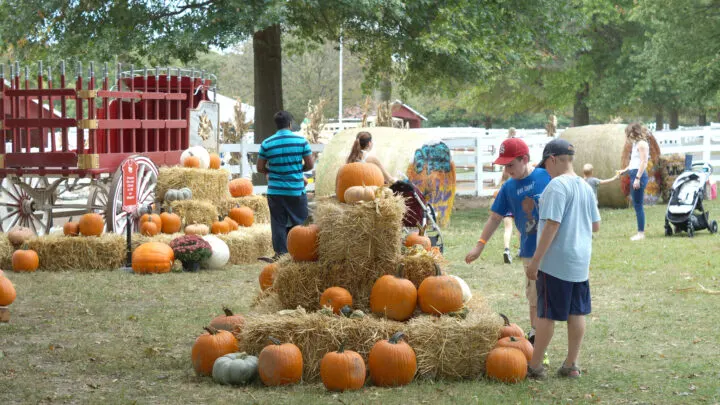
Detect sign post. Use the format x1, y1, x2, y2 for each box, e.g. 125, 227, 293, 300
121, 159, 138, 269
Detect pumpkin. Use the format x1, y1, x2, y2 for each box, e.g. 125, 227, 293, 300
209, 153, 222, 169
287, 224, 319, 261
201, 235, 230, 269
0, 275, 17, 306
166, 187, 193, 202
320, 343, 366, 391
229, 178, 253, 197
320, 287, 352, 315
450, 275, 473, 304
223, 216, 239, 231
485, 347, 527, 383
368, 332, 416, 387
191, 326, 239, 376
209, 306, 245, 332
417, 263, 464, 315
181, 145, 210, 169
139, 213, 162, 230
258, 336, 303, 386
259, 263, 278, 291
160, 209, 182, 234
498, 313, 525, 339
185, 223, 209, 236
404, 224, 431, 251
180, 187, 192, 200
211, 218, 230, 234
335, 162, 385, 203
63, 220, 80, 236
7, 226, 34, 247
183, 155, 201, 168
12, 245, 39, 272
495, 336, 533, 362
370, 264, 418, 322
140, 221, 160, 236
212, 352, 258, 385
131, 242, 174, 273
229, 206, 254, 227
343, 185, 378, 204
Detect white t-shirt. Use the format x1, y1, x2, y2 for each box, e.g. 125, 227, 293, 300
628, 141, 648, 170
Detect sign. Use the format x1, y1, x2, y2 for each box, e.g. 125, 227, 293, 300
122, 159, 138, 213
188, 101, 220, 152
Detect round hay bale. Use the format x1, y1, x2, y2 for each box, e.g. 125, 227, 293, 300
156, 166, 231, 206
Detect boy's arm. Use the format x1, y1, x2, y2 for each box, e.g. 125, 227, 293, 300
465, 211, 504, 263
526, 219, 561, 280
598, 174, 619, 185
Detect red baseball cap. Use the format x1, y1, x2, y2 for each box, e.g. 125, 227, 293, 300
494, 138, 530, 165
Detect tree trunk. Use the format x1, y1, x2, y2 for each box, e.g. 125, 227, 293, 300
655, 108, 664, 131
698, 112, 707, 126
669, 109, 679, 130
572, 82, 590, 127
252, 24, 283, 185
483, 116, 492, 130
379, 76, 392, 102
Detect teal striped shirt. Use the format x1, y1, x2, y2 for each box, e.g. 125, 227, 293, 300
258, 129, 311, 196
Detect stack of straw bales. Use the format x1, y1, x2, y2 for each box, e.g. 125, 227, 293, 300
168, 200, 219, 227
217, 224, 273, 264
216, 195, 270, 223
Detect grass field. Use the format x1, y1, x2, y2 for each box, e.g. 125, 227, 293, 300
2, 199, 720, 404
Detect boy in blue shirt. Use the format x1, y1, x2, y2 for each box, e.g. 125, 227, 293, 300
525, 139, 601, 379
465, 137, 551, 340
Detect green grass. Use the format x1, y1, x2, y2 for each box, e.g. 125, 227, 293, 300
2, 200, 720, 404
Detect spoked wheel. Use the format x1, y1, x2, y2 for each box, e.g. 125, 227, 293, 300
106, 155, 158, 234
0, 176, 60, 235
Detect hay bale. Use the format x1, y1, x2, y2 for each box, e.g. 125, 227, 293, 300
169, 200, 218, 226
156, 166, 231, 207
237, 297, 500, 382
216, 224, 273, 264
401, 251, 446, 288
0, 235, 13, 270
131, 233, 183, 251
250, 290, 284, 314
26, 234, 126, 271
216, 195, 270, 223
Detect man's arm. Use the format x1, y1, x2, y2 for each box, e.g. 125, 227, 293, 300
302, 154, 315, 172
256, 157, 269, 174
526, 219, 561, 280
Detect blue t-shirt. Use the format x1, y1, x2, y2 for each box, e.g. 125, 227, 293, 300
491, 168, 551, 258
538, 175, 601, 282
258, 129, 312, 196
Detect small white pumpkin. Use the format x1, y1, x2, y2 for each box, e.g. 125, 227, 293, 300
8, 226, 35, 247
202, 234, 230, 269
450, 275, 473, 304
181, 146, 210, 169
343, 185, 378, 204
212, 352, 259, 385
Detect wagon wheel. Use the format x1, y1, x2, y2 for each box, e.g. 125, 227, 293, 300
106, 155, 159, 234
0, 176, 59, 235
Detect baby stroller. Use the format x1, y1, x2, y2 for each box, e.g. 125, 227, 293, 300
390, 180, 444, 252
664, 162, 718, 237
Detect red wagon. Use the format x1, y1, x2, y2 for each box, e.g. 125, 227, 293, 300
0, 61, 216, 235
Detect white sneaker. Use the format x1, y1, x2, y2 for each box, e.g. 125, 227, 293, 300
503, 248, 512, 264
630, 233, 645, 241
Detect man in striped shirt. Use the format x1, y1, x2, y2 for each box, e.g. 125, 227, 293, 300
257, 111, 314, 260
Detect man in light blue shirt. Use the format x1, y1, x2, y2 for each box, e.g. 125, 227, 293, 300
525, 139, 601, 380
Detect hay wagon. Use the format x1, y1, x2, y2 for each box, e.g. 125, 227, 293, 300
0, 61, 216, 235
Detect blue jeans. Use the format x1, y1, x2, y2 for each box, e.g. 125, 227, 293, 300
628, 169, 648, 232
267, 194, 308, 255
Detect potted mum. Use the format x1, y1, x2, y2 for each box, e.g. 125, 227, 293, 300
169, 234, 212, 272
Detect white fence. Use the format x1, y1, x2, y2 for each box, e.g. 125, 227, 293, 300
220, 125, 720, 196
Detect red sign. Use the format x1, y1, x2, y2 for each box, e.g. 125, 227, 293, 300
122, 160, 139, 213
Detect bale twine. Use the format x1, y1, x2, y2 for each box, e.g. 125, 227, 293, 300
237, 296, 501, 382
216, 224, 273, 264
216, 195, 270, 223
26, 234, 126, 271
156, 166, 230, 206
169, 200, 218, 227
0, 235, 13, 270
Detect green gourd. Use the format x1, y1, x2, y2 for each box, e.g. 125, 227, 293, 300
212, 352, 259, 385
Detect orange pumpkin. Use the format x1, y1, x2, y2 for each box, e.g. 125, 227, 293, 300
160, 210, 182, 234
229, 178, 253, 197
417, 263, 464, 315
211, 218, 230, 234
485, 347, 527, 383
223, 216, 239, 231
140, 221, 160, 236
259, 263, 278, 291
368, 332, 416, 387
370, 264, 418, 321
320, 342, 366, 391
320, 287, 352, 314
258, 336, 303, 386
495, 336, 533, 362
335, 162, 384, 203
229, 206, 254, 227
498, 313, 525, 339
287, 224, 319, 261
131, 242, 174, 274
79, 213, 104, 236
209, 153, 221, 169
12, 246, 39, 272
63, 220, 80, 236
404, 225, 431, 251
139, 213, 162, 230
0, 275, 17, 306
209, 307, 246, 332
183, 155, 201, 168
191, 326, 238, 376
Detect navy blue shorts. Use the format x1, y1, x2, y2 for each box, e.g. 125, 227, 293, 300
536, 271, 591, 321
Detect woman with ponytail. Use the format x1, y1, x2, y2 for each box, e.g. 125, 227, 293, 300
346, 131, 396, 183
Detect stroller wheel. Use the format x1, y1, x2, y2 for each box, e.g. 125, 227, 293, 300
688, 224, 695, 238
711, 220, 718, 234
664, 225, 673, 237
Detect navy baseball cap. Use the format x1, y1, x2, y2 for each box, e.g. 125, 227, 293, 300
537, 139, 575, 169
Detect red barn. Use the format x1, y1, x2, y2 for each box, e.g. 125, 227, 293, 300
392, 100, 427, 129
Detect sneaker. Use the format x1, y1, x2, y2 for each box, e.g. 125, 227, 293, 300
257, 254, 280, 263
527, 365, 547, 380
630, 233, 645, 241
543, 352, 550, 367
557, 362, 581, 378
503, 248, 512, 264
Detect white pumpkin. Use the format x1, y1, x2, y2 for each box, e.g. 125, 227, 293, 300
450, 275, 472, 303
181, 146, 210, 169
201, 235, 230, 269
343, 185, 378, 203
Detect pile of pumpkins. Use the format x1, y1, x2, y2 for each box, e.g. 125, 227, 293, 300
6, 227, 41, 272
485, 314, 534, 383
180, 146, 222, 170
191, 307, 418, 390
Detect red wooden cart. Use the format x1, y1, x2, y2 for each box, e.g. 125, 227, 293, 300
0, 61, 216, 235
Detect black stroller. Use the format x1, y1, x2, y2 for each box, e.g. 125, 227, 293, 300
665, 162, 718, 237
390, 180, 444, 252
